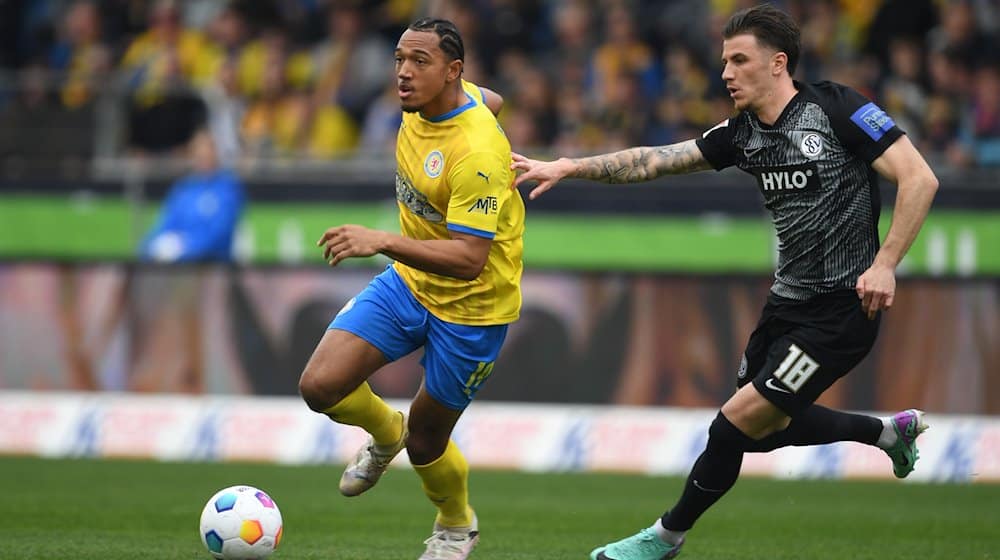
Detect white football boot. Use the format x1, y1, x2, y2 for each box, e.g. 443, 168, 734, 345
418, 511, 479, 560
338, 411, 408, 497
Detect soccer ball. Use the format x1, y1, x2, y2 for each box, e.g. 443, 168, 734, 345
199, 485, 283, 559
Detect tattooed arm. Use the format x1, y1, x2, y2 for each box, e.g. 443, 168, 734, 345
568, 140, 712, 182
511, 140, 711, 200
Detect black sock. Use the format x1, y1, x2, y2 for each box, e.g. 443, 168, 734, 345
746, 405, 883, 453
662, 412, 752, 531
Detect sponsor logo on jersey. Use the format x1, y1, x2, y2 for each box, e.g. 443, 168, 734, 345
752, 163, 820, 194
467, 195, 498, 214
395, 171, 443, 222
850, 102, 895, 141
424, 150, 445, 178
800, 133, 824, 158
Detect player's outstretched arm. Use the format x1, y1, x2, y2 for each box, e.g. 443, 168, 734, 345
511, 139, 711, 200
855, 135, 939, 318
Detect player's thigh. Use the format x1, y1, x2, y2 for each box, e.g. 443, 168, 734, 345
299, 328, 389, 407
421, 318, 509, 411
300, 267, 427, 405
752, 313, 878, 415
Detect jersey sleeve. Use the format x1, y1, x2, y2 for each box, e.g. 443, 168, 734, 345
820, 82, 905, 164
446, 150, 508, 239
695, 118, 739, 170
461, 79, 485, 104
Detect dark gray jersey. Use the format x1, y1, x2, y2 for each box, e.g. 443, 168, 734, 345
696, 81, 904, 300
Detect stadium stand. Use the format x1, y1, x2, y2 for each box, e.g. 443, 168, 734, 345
0, 0, 998, 172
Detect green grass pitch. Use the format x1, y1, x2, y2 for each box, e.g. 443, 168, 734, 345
1, 456, 998, 559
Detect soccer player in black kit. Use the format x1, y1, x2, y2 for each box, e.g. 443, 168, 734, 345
512, 5, 938, 560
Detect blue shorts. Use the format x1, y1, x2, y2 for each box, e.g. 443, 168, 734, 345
329, 266, 508, 410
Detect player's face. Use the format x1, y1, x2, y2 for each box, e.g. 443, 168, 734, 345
394, 29, 455, 113
721, 34, 781, 113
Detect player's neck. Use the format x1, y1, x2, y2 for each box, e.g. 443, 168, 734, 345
419, 82, 467, 121
754, 78, 798, 126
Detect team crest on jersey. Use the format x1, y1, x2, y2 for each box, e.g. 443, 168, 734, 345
396, 171, 443, 222
424, 150, 445, 178
800, 133, 823, 158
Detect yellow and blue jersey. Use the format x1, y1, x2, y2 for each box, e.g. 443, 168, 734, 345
393, 80, 524, 325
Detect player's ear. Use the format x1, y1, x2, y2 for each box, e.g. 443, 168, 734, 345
772, 51, 787, 77
446, 59, 463, 83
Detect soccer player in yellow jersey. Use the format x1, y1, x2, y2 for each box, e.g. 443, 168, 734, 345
298, 18, 523, 560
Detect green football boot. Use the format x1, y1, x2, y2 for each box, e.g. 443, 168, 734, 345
883, 409, 929, 478
590, 528, 683, 560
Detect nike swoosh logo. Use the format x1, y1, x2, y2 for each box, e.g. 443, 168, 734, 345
476, 171, 490, 183
744, 147, 764, 158
693, 479, 725, 493
764, 378, 792, 394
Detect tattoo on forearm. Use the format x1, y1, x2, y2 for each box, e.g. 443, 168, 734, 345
570, 140, 711, 183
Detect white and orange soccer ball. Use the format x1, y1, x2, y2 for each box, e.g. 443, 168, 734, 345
199, 485, 283, 559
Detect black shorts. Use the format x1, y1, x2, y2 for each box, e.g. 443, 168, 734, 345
737, 290, 880, 416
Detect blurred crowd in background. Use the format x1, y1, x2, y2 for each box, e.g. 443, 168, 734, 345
0, 0, 999, 168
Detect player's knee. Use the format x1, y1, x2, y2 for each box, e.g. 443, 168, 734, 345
721, 387, 790, 439
298, 367, 346, 413
707, 412, 755, 452
297, 373, 326, 412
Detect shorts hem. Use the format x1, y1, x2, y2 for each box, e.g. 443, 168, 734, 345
751, 376, 810, 417
425, 389, 469, 412
328, 325, 398, 362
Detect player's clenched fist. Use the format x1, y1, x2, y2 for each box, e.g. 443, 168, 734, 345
317, 224, 386, 266
855, 262, 896, 320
